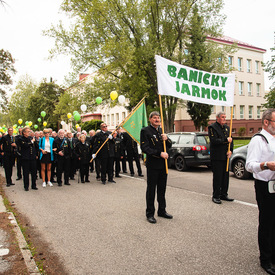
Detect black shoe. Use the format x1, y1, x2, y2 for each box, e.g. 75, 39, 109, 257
51, 180, 57, 183
147, 216, 157, 224
102, 181, 106, 185
96, 177, 101, 181
212, 197, 222, 204
85, 180, 90, 183
138, 174, 144, 177
16, 177, 22, 181
158, 212, 173, 219
10, 183, 15, 186
115, 175, 122, 178
130, 174, 134, 177
58, 183, 62, 187
108, 180, 116, 183
65, 183, 71, 185
6, 184, 10, 187
70, 177, 75, 180
261, 263, 275, 275
32, 187, 38, 190
220, 196, 234, 201
123, 171, 127, 173
24, 188, 29, 191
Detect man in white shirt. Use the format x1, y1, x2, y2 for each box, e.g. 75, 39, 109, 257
246, 108, 275, 274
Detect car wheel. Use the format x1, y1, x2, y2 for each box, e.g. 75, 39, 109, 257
233, 159, 249, 179
174, 155, 187, 171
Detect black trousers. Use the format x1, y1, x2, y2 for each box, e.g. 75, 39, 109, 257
16, 156, 22, 178
146, 168, 167, 217
100, 157, 114, 182
95, 158, 101, 179
128, 153, 142, 175
114, 157, 121, 176
3, 154, 14, 185
56, 157, 70, 185
22, 159, 37, 190
80, 163, 89, 181
211, 160, 229, 199
70, 157, 77, 178
255, 179, 275, 265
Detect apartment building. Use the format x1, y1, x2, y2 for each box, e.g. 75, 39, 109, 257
174, 36, 267, 136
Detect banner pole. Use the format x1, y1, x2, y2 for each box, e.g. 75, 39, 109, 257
158, 94, 168, 174
90, 96, 147, 163
226, 106, 233, 172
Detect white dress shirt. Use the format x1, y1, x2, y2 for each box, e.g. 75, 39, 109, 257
246, 129, 275, 181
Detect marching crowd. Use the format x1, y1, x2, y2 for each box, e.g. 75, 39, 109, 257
0, 123, 144, 191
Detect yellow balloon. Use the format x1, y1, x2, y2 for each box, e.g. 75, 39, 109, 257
13, 125, 16, 129
110, 91, 118, 101
75, 124, 79, 128
28, 121, 32, 126
18, 119, 23, 125
67, 113, 72, 119
14, 129, 18, 134
43, 121, 47, 127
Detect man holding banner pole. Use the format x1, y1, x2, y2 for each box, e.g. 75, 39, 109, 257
208, 112, 234, 204
140, 111, 173, 224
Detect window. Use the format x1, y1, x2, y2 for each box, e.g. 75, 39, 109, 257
179, 135, 194, 145
111, 114, 114, 126
258, 127, 262, 132
233, 105, 236, 119
103, 115, 106, 122
122, 112, 126, 120
228, 56, 233, 69
107, 114, 110, 125
249, 128, 254, 133
248, 82, 252, 96
247, 59, 251, 73
255, 61, 260, 74
232, 128, 236, 134
240, 105, 244, 119
257, 106, 261, 119
238, 58, 242, 71
239, 81, 244, 95
249, 106, 253, 119
221, 106, 225, 112
211, 106, 215, 113
256, 83, 260, 96
116, 113, 119, 124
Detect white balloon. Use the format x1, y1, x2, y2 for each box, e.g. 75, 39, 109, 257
118, 95, 126, 104
81, 104, 87, 112
61, 121, 65, 125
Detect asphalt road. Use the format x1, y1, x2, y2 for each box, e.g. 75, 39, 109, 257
2, 166, 265, 275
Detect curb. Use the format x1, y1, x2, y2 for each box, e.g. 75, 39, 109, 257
0, 195, 40, 274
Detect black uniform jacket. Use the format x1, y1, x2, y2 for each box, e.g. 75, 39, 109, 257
208, 121, 233, 161
17, 136, 38, 160
122, 132, 138, 154
0, 134, 16, 156
53, 137, 71, 159
92, 131, 115, 158
140, 125, 172, 169
76, 142, 90, 164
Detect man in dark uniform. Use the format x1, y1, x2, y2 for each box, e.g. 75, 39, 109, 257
92, 123, 115, 184
140, 111, 173, 224
53, 129, 71, 186
208, 111, 234, 204
122, 131, 143, 177
67, 131, 78, 180
0, 127, 17, 187
15, 127, 23, 181
117, 128, 127, 173
17, 127, 39, 191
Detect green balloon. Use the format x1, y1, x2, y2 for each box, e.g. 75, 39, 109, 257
74, 113, 81, 121
25, 121, 29, 125
37, 118, 41, 122
73, 111, 78, 115
96, 97, 102, 104
34, 125, 38, 129
41, 111, 46, 117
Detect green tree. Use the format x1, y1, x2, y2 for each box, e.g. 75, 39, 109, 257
185, 5, 233, 131
26, 80, 64, 130
7, 74, 37, 124
263, 47, 275, 108
0, 49, 16, 111
45, 0, 226, 132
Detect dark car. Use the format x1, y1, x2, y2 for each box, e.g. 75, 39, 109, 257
167, 132, 211, 171
229, 144, 251, 179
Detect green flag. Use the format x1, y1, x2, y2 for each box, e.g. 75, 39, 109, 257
121, 100, 147, 144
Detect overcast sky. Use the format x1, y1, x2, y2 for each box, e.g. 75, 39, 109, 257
0, 0, 274, 91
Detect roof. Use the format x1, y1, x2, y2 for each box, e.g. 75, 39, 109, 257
207, 35, 266, 53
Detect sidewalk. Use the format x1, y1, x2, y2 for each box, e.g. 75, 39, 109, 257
0, 177, 39, 274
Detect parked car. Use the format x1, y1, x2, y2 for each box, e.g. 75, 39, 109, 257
167, 132, 211, 171
229, 144, 251, 179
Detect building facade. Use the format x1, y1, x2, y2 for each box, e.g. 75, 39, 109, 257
174, 36, 267, 136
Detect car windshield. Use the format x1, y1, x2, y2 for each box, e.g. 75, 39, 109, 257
197, 135, 209, 145
169, 135, 180, 143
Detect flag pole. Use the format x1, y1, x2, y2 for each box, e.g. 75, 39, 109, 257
158, 94, 168, 174
90, 96, 147, 163
226, 106, 233, 172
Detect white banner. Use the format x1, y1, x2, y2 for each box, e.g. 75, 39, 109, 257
155, 55, 235, 106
